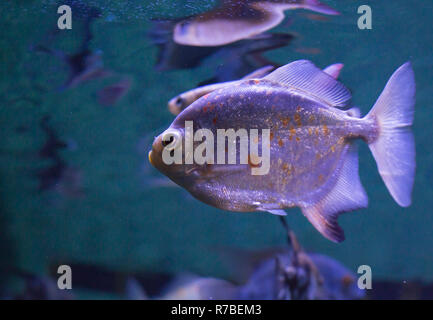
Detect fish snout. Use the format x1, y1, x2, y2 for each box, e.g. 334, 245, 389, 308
149, 129, 183, 171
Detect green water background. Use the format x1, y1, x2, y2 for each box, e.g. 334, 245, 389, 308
0, 0, 432, 296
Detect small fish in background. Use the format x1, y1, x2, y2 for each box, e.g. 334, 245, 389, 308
149, 19, 222, 71
168, 62, 344, 115
97, 77, 132, 107
168, 65, 275, 115
36, 116, 83, 198
149, 60, 416, 242
173, 0, 339, 47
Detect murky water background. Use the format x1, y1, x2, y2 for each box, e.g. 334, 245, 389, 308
1, 0, 432, 297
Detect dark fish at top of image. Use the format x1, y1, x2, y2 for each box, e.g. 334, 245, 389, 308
149, 60, 416, 242
173, 0, 339, 47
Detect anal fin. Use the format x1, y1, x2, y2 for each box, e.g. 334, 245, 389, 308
301, 143, 368, 242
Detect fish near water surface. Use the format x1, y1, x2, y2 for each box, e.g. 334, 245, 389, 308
149, 60, 416, 242
174, 0, 339, 46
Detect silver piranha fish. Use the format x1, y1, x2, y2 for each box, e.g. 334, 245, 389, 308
169, 63, 344, 115
149, 60, 416, 242
174, 0, 339, 46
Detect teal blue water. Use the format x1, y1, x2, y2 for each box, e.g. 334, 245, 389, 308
1, 0, 432, 296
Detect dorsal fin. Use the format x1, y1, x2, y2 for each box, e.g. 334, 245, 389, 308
263, 60, 351, 107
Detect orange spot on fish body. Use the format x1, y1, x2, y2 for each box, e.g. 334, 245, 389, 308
281, 116, 290, 127
296, 136, 301, 142
309, 114, 316, 124
282, 163, 292, 176
278, 138, 284, 147
270, 131, 274, 141
322, 124, 329, 136
330, 145, 336, 153
294, 114, 302, 127
289, 125, 296, 141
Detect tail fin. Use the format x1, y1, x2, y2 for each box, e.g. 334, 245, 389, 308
366, 62, 416, 207
302, 0, 340, 15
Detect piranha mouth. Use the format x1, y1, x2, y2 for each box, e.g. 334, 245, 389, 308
148, 150, 154, 167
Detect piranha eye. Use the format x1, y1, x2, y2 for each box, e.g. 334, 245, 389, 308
162, 136, 173, 147
161, 129, 181, 151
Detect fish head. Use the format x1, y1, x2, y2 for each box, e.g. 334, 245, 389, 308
149, 127, 183, 175
168, 95, 189, 115
149, 123, 199, 188
173, 19, 199, 46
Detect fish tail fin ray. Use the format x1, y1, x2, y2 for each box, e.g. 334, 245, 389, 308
366, 62, 415, 207
301, 143, 368, 242
300, 0, 340, 15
